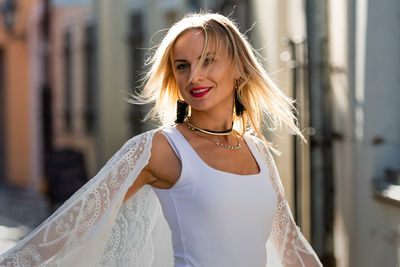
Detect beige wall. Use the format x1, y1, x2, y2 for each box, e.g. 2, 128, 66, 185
0, 0, 39, 187
96, 0, 131, 165
6, 42, 31, 186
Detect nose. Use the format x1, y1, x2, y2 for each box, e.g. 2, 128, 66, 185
189, 63, 205, 83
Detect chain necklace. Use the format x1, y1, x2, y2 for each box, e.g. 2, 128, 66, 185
215, 135, 241, 150
184, 117, 241, 150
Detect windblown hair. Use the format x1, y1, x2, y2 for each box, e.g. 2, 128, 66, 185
136, 12, 304, 143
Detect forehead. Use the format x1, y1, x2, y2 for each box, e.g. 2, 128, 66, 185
171, 30, 227, 60
171, 30, 205, 60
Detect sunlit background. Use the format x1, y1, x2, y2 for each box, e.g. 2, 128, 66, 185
0, 0, 399, 266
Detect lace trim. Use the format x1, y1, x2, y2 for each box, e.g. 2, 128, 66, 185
0, 130, 321, 267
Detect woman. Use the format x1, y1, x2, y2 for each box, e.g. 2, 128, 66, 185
0, 13, 322, 266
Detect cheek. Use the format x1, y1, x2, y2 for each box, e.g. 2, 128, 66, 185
213, 62, 234, 80
175, 76, 190, 97
175, 76, 187, 90
213, 68, 233, 87
207, 68, 224, 83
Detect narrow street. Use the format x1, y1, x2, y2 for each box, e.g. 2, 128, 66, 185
0, 185, 50, 254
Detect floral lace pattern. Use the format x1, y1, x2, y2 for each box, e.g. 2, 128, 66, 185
0, 129, 320, 267
254, 137, 322, 267
0, 130, 156, 266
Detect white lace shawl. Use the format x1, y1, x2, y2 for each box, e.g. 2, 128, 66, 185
0, 128, 322, 267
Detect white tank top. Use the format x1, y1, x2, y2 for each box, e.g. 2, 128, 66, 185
152, 127, 277, 267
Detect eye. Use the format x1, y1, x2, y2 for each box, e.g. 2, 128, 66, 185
176, 63, 189, 71
204, 57, 215, 65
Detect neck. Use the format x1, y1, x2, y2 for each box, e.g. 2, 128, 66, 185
189, 110, 233, 132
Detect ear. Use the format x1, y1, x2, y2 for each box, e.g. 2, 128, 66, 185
232, 59, 242, 80
233, 69, 240, 80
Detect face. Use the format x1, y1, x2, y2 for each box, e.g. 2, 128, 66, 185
171, 30, 239, 114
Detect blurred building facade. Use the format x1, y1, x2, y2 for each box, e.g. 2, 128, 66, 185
329, 0, 400, 266
0, 0, 399, 266
50, 0, 97, 176
256, 0, 400, 266
255, 0, 400, 266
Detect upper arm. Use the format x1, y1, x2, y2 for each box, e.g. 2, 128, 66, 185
123, 131, 181, 203
146, 131, 181, 187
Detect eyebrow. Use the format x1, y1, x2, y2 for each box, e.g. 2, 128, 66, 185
173, 52, 216, 64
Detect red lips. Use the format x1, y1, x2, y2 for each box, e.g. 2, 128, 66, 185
190, 87, 211, 98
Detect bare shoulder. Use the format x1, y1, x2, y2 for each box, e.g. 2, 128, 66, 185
149, 131, 178, 165
145, 130, 181, 189
123, 130, 181, 202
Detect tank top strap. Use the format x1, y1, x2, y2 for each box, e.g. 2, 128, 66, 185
160, 126, 199, 189
160, 126, 196, 164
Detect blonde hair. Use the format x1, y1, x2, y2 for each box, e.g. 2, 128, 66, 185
136, 12, 304, 143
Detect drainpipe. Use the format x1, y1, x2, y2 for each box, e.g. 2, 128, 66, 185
305, 0, 336, 266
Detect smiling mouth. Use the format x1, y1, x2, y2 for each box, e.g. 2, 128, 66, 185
190, 87, 211, 98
